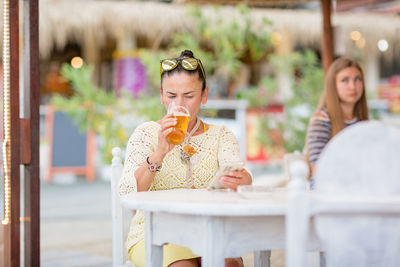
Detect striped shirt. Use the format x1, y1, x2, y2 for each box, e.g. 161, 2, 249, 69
307, 109, 358, 166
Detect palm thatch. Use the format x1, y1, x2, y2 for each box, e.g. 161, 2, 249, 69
0, 0, 399, 60
175, 0, 316, 6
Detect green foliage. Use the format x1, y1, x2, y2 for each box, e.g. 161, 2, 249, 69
285, 50, 323, 108
134, 5, 274, 101
282, 50, 323, 152
167, 4, 273, 89
236, 76, 278, 108
51, 63, 163, 163
130, 92, 165, 122
251, 50, 324, 154
137, 49, 166, 95
135, 3, 275, 109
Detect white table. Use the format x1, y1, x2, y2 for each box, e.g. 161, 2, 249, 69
120, 188, 316, 267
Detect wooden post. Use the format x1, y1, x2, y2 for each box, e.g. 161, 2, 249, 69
2, 0, 39, 265
321, 0, 334, 73
23, 0, 40, 265
3, 0, 21, 266
83, 29, 100, 85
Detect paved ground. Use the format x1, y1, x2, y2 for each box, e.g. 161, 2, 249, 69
41, 178, 113, 266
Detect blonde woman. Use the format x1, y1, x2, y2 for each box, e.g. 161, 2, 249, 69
306, 57, 369, 182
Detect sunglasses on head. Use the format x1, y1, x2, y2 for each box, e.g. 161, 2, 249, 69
160, 57, 206, 83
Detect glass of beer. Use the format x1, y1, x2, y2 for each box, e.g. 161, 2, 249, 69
166, 102, 190, 145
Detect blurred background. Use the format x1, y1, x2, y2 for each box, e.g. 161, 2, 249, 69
1, 0, 400, 266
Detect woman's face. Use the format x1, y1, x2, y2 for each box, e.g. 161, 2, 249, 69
335, 67, 364, 106
160, 71, 208, 122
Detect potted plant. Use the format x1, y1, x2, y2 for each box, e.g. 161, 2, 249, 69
259, 51, 324, 158
234, 50, 323, 163
51, 63, 164, 170
236, 76, 284, 162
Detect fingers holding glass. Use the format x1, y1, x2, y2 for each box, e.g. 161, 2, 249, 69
160, 115, 177, 132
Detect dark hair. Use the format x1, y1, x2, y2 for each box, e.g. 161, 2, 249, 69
180, 49, 195, 58
161, 50, 206, 91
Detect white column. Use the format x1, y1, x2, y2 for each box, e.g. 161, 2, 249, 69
274, 28, 294, 100
364, 48, 380, 94
116, 28, 137, 51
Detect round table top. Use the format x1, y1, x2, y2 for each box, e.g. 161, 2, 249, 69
120, 188, 288, 216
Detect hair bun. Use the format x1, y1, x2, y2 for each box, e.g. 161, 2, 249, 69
180, 50, 195, 58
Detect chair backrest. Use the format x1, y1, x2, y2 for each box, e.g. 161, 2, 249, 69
287, 121, 400, 267
284, 150, 307, 180
111, 147, 135, 267
111, 147, 124, 266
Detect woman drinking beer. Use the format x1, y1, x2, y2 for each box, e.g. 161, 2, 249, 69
118, 50, 252, 267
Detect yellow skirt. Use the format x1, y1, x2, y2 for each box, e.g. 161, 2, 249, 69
128, 239, 200, 267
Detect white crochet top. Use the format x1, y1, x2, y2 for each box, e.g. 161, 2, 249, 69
118, 121, 244, 251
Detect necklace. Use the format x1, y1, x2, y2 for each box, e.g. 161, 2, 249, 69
180, 117, 201, 164
180, 117, 201, 188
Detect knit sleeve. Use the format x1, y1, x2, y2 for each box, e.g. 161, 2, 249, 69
217, 126, 244, 167
118, 122, 158, 196
307, 113, 332, 167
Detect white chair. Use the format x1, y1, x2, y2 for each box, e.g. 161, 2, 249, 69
284, 150, 325, 267
282, 150, 308, 186
286, 121, 400, 267
111, 147, 135, 267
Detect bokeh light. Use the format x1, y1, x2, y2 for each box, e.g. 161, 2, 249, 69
71, 56, 84, 68
350, 31, 361, 41
377, 39, 389, 52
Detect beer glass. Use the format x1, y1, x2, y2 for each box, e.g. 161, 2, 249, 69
166, 102, 190, 145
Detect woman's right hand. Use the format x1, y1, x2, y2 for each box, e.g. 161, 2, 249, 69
157, 113, 177, 155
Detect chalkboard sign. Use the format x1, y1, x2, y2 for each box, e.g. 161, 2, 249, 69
52, 112, 87, 167
45, 106, 95, 182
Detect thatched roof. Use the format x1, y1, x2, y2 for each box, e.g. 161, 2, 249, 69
176, 0, 315, 6
1, 0, 400, 59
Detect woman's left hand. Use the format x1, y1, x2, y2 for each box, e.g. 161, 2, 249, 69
219, 168, 252, 191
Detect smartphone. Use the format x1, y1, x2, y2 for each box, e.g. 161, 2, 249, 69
207, 162, 245, 190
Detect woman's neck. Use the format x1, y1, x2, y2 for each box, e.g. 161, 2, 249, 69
187, 117, 198, 133
340, 103, 355, 121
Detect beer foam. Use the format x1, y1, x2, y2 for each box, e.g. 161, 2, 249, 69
173, 112, 189, 117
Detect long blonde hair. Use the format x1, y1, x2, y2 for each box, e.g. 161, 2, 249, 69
317, 57, 369, 137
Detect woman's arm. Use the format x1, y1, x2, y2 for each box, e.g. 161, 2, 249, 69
133, 150, 167, 191
307, 114, 331, 177
134, 114, 179, 191
119, 114, 177, 194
